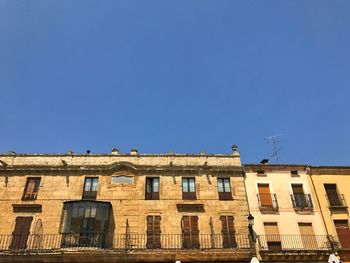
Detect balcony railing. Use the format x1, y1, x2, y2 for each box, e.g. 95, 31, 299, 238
326, 194, 347, 208
258, 235, 332, 251
22, 192, 38, 200
257, 193, 279, 211
0, 233, 251, 252
291, 194, 313, 209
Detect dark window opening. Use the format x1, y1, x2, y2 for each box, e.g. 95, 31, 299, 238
218, 178, 233, 200
290, 170, 299, 177
257, 170, 266, 176
145, 177, 159, 200
182, 178, 196, 200
22, 178, 41, 200
325, 184, 345, 207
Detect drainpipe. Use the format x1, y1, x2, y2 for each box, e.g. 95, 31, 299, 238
308, 167, 335, 252
243, 168, 257, 257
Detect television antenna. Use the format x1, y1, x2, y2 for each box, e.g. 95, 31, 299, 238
264, 135, 282, 162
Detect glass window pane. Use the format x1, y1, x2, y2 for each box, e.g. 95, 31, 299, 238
84, 179, 92, 191
90, 207, 96, 218
218, 179, 224, 192
189, 178, 195, 192
182, 179, 188, 192
146, 178, 152, 193
91, 178, 98, 191
72, 207, 78, 218
153, 178, 159, 192
224, 179, 231, 192
78, 207, 85, 217
85, 207, 91, 218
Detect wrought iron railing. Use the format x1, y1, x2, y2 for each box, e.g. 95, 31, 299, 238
0, 233, 251, 252
258, 235, 332, 251
257, 193, 279, 210
325, 194, 347, 208
291, 194, 313, 209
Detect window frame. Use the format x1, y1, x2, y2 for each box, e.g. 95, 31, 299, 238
22, 177, 41, 200
217, 178, 233, 200
145, 177, 160, 200
182, 177, 197, 200
82, 177, 99, 200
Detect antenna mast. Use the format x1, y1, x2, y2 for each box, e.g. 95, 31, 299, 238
264, 135, 282, 162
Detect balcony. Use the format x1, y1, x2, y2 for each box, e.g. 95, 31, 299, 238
22, 192, 38, 201
258, 235, 332, 262
326, 194, 348, 213
257, 193, 279, 212
258, 235, 332, 252
0, 233, 251, 251
291, 194, 313, 211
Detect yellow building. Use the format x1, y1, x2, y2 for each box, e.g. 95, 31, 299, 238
0, 147, 252, 262
309, 166, 350, 262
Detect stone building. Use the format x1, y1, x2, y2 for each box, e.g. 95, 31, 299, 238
0, 147, 252, 262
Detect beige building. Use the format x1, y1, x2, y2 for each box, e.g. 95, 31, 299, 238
245, 163, 331, 262
0, 147, 252, 262
309, 166, 350, 262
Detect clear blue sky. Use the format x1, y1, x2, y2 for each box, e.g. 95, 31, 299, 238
1, 1, 349, 165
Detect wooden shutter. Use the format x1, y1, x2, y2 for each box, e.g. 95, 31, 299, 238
182, 216, 199, 248
334, 220, 350, 249
264, 222, 281, 250
10, 217, 33, 250
258, 184, 272, 207
220, 216, 237, 248
292, 184, 304, 194
298, 223, 317, 249
146, 216, 161, 248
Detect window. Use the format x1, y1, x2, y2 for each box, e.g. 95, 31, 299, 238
291, 184, 313, 209
257, 170, 266, 177
334, 220, 350, 249
290, 170, 299, 177
22, 178, 41, 200
257, 184, 278, 210
263, 222, 281, 251
298, 223, 317, 249
145, 177, 159, 200
324, 184, 344, 207
82, 178, 98, 200
181, 216, 199, 248
60, 201, 111, 248
182, 178, 196, 200
217, 178, 233, 200
220, 216, 237, 248
146, 215, 161, 249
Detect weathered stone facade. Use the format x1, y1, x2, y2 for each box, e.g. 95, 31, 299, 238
0, 150, 252, 262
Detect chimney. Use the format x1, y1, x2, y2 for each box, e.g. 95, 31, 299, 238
260, 159, 269, 164
130, 148, 138, 155
111, 148, 119, 155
